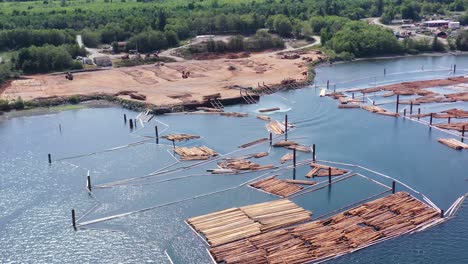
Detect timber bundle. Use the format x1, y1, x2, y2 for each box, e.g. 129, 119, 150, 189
214, 158, 275, 173
250, 176, 316, 197
187, 199, 312, 247
433, 108, 468, 119
162, 134, 200, 142
238, 138, 269, 148
438, 138, 468, 150
287, 144, 311, 153
362, 105, 399, 117
208, 192, 440, 264
306, 163, 348, 178
259, 107, 280, 113
174, 146, 218, 160
272, 140, 298, 147
435, 122, 468, 131
257, 115, 272, 121
267, 120, 287, 135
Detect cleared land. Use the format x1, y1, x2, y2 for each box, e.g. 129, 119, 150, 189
1, 51, 323, 106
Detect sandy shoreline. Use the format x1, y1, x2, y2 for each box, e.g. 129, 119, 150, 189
1, 50, 324, 107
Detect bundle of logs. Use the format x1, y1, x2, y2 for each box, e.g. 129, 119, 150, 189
267, 120, 287, 135
211, 158, 275, 174
257, 115, 272, 122
174, 146, 218, 160
438, 138, 468, 150
162, 133, 200, 142
435, 122, 468, 131
250, 176, 316, 197
187, 199, 312, 247
306, 163, 348, 178
208, 192, 440, 264
362, 105, 399, 117
259, 107, 280, 113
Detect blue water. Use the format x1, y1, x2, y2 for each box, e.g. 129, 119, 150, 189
0, 54, 467, 263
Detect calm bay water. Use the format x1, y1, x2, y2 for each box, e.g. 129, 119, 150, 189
0, 54, 467, 263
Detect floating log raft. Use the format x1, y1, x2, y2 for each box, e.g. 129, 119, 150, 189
257, 115, 271, 122
259, 107, 280, 113
280, 153, 293, 163
238, 138, 268, 148
435, 108, 468, 119
174, 146, 218, 160
272, 140, 298, 147
197, 107, 224, 112
216, 158, 275, 172
253, 152, 269, 158
267, 120, 286, 135
209, 192, 439, 264
187, 199, 312, 247
362, 105, 399, 117
287, 144, 311, 153
306, 163, 348, 178
438, 138, 468, 150
250, 176, 304, 197
435, 122, 468, 132
162, 133, 200, 142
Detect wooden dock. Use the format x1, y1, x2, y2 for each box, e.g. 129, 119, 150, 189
187, 199, 312, 247
209, 192, 440, 264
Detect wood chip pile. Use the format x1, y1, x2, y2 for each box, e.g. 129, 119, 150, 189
162, 134, 200, 141
306, 163, 348, 178
187, 199, 312, 247
174, 146, 218, 160
208, 192, 439, 264
250, 176, 304, 197
438, 138, 468, 150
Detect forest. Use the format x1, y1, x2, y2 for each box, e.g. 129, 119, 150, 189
0, 0, 467, 79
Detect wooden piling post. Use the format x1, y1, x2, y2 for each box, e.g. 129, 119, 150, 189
384, 68, 386, 76
448, 117, 451, 124
284, 114, 288, 141
293, 168, 296, 180
403, 109, 406, 116
430, 113, 433, 126
352, 93, 354, 99
395, 94, 400, 113
326, 80, 329, 90
87, 175, 92, 191
72, 209, 76, 231
418, 108, 421, 120
48, 154, 52, 164
293, 148, 296, 168
328, 167, 332, 184
392, 181, 396, 194
462, 125, 465, 143
312, 144, 316, 162
440, 209, 444, 218
172, 139, 175, 149
129, 119, 134, 129
155, 126, 159, 144
454, 64, 456, 74
269, 133, 272, 146
410, 101, 413, 115
124, 114, 127, 123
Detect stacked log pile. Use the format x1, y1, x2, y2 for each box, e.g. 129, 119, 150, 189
174, 146, 218, 160
250, 176, 304, 197
438, 138, 468, 150
306, 163, 348, 178
188, 199, 312, 247
208, 192, 439, 264
162, 134, 200, 141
